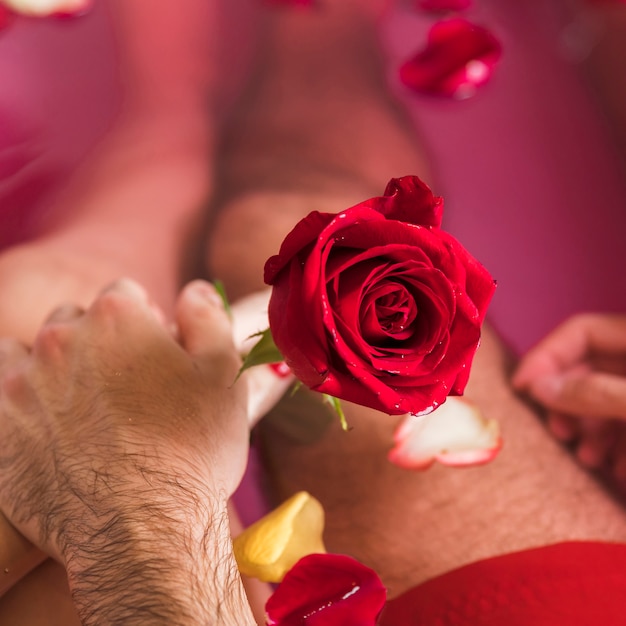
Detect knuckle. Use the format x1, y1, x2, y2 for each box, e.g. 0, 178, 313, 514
33, 324, 72, 358
89, 291, 132, 320
0, 366, 28, 403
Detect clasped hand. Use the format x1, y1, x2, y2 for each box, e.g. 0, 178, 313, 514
0, 278, 248, 565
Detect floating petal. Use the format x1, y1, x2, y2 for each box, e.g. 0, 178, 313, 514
234, 491, 326, 583
1, 0, 92, 16
265, 553, 386, 626
417, 0, 472, 12
388, 396, 502, 469
399, 18, 502, 99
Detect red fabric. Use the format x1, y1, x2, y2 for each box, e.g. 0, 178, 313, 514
378, 542, 626, 625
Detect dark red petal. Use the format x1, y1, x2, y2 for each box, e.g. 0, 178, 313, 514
264, 211, 333, 284
264, 0, 315, 5
417, 0, 472, 13
265, 553, 386, 626
0, 6, 14, 30
368, 175, 443, 228
399, 18, 502, 99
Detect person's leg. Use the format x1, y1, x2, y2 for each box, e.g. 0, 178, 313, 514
0, 1, 264, 621
260, 325, 626, 597
205, 4, 430, 301
204, 1, 626, 601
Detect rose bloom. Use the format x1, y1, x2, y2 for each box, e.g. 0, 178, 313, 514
264, 175, 495, 416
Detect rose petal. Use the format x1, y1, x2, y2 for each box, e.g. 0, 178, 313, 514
1, 0, 91, 16
265, 553, 387, 626
234, 492, 326, 583
0, 5, 14, 29
368, 176, 444, 229
417, 0, 472, 13
399, 18, 502, 99
388, 396, 502, 469
263, 0, 315, 6
229, 290, 295, 426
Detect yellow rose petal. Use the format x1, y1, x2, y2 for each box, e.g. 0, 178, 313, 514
233, 491, 326, 583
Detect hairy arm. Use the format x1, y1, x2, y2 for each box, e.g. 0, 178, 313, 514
0, 279, 257, 624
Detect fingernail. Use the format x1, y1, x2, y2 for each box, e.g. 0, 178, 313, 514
531, 375, 564, 401
188, 281, 224, 307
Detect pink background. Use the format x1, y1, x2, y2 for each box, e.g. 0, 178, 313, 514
0, 0, 624, 355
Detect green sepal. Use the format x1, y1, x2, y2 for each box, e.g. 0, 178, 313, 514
323, 394, 350, 431
235, 327, 284, 382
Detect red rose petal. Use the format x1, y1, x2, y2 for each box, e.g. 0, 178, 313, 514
265, 553, 386, 626
264, 0, 315, 6
399, 18, 502, 99
0, 6, 14, 30
417, 0, 472, 12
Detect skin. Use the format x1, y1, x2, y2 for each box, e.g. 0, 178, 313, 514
205, 2, 626, 599
0, 279, 256, 625
514, 313, 626, 493
2, 0, 626, 621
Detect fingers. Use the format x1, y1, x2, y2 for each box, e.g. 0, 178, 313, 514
0, 338, 28, 377
528, 370, 626, 420
89, 278, 167, 328
175, 280, 237, 364
44, 303, 84, 324
514, 313, 626, 388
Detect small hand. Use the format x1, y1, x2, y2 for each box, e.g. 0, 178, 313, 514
513, 313, 626, 489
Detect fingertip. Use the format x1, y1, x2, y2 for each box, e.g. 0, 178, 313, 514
529, 375, 564, 403
179, 280, 226, 311
176, 280, 233, 357
547, 412, 577, 442
576, 440, 606, 470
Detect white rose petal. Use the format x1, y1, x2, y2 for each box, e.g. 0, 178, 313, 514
388, 396, 501, 469
2, 0, 90, 17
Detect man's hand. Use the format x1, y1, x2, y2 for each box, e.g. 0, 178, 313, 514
0, 278, 254, 625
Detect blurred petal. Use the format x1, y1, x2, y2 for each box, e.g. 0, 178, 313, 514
417, 0, 472, 12
400, 18, 502, 99
388, 396, 502, 469
264, 0, 314, 6
234, 491, 326, 583
2, 0, 92, 16
0, 5, 14, 29
266, 553, 386, 626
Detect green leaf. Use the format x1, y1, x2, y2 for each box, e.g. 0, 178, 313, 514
213, 280, 232, 319
235, 328, 284, 382
323, 394, 350, 431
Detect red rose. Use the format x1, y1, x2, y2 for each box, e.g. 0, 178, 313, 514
264, 175, 495, 416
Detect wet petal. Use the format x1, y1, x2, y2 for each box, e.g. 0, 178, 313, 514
234, 492, 326, 583
266, 553, 387, 626
399, 18, 502, 99
388, 396, 502, 469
